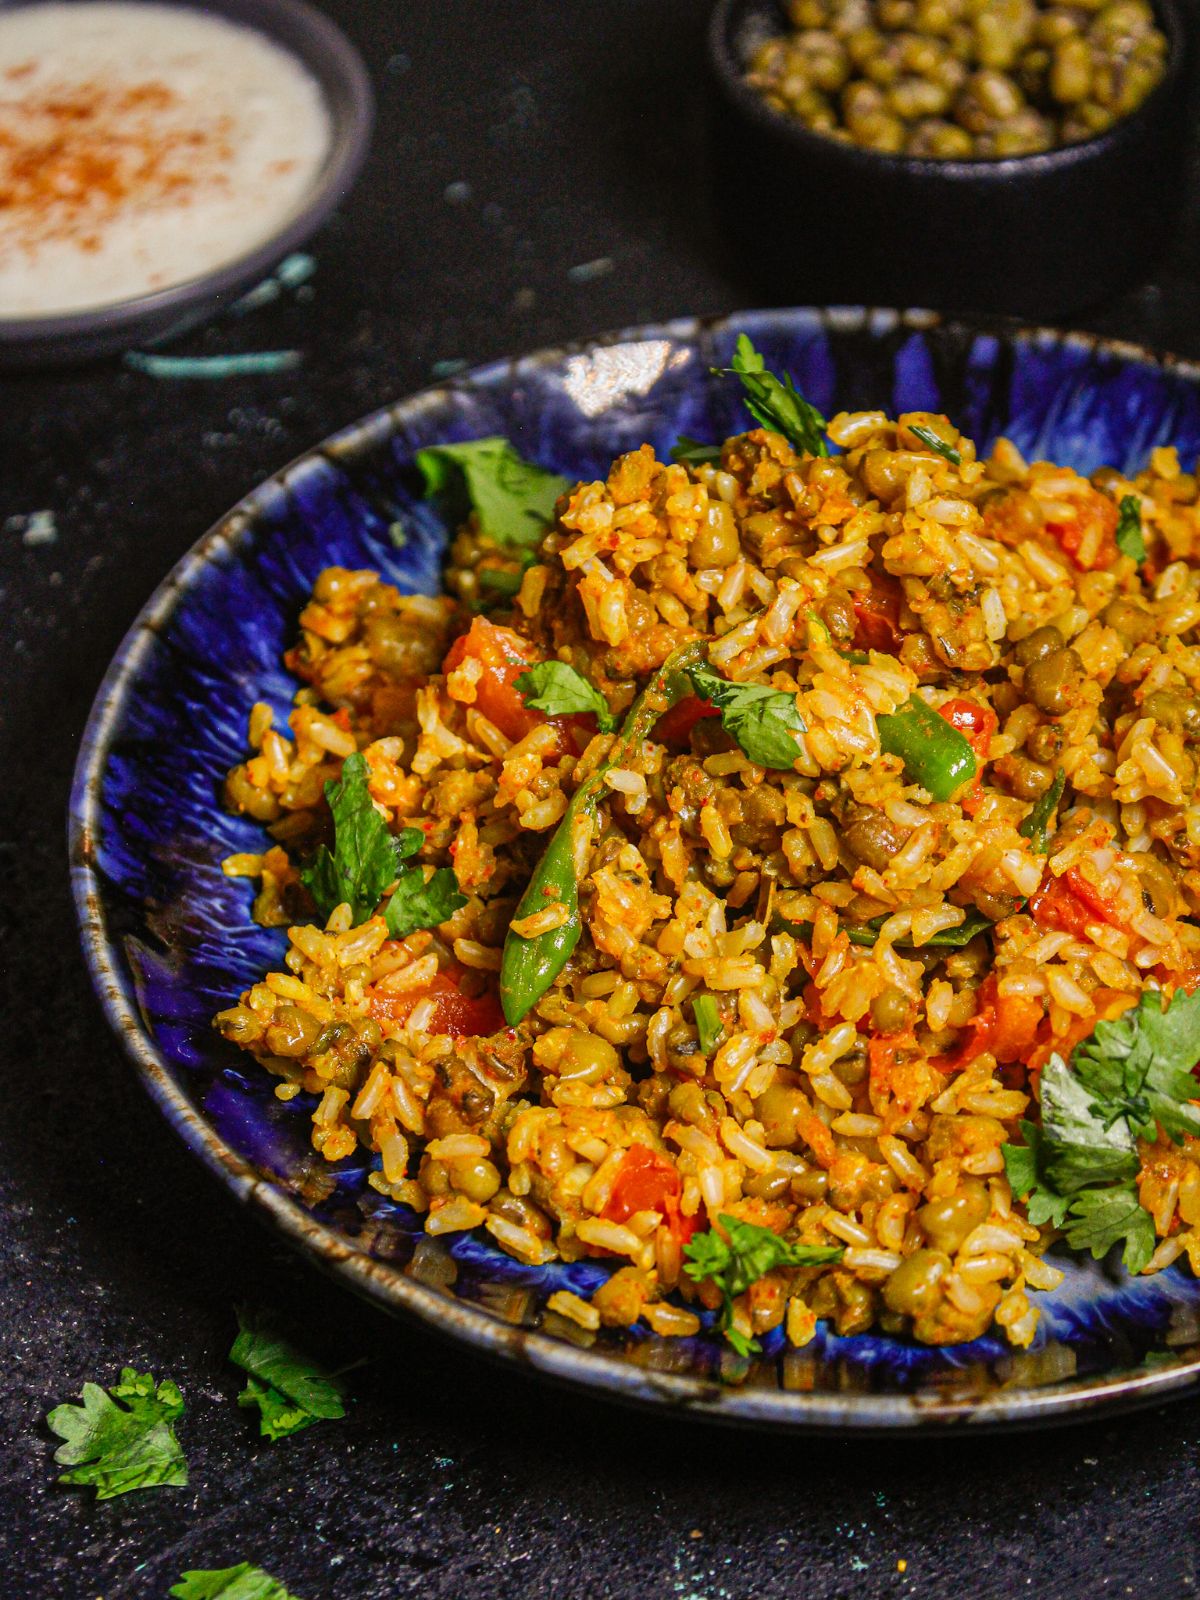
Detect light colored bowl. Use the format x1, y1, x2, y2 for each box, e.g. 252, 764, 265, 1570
0, 0, 373, 366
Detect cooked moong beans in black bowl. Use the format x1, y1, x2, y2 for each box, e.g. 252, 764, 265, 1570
707, 0, 1188, 316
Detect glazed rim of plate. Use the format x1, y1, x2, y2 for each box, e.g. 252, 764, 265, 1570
68, 306, 1200, 1431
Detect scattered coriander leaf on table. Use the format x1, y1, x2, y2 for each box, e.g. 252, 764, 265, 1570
1116, 494, 1147, 563
169, 1563, 302, 1600
686, 662, 806, 770
416, 437, 569, 552
712, 334, 829, 457
908, 424, 962, 465
47, 1368, 187, 1500
515, 660, 618, 731
230, 1308, 347, 1441
683, 1214, 843, 1356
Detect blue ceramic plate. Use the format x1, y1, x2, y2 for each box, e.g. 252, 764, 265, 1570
70, 308, 1200, 1430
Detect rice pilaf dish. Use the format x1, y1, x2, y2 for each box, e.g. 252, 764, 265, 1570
215, 339, 1200, 1358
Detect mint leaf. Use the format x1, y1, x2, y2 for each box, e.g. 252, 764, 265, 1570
687, 662, 806, 771
909, 424, 961, 465
416, 437, 569, 552
47, 1368, 187, 1500
683, 1213, 842, 1355
712, 334, 828, 457
692, 993, 723, 1055
230, 1309, 346, 1442
383, 865, 467, 939
1116, 495, 1146, 563
1018, 769, 1066, 854
670, 435, 722, 465
169, 1564, 302, 1600
515, 661, 617, 732
301, 753, 421, 924
1064, 1184, 1156, 1274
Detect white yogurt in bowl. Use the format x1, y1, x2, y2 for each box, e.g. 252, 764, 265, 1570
0, 2, 333, 318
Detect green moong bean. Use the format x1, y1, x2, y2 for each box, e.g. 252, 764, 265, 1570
877, 695, 977, 801
499, 640, 708, 1025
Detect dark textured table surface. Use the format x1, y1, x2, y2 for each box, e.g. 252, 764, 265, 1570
6, 3, 1200, 1596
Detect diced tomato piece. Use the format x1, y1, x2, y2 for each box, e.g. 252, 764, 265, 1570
1028, 866, 1124, 938
852, 576, 903, 654
601, 1144, 697, 1242
937, 697, 997, 816
654, 693, 721, 745
367, 967, 504, 1037
1043, 487, 1119, 571
935, 975, 1042, 1070
442, 616, 593, 753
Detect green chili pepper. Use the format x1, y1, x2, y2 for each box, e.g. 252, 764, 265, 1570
877, 696, 977, 802
499, 640, 708, 1024
1018, 769, 1066, 854
776, 909, 992, 949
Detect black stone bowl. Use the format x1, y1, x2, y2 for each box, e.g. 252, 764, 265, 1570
708, 0, 1189, 318
0, 0, 373, 367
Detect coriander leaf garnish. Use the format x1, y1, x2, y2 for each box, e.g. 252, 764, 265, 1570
515, 661, 618, 732
169, 1563, 302, 1600
1003, 988, 1200, 1272
692, 993, 723, 1054
670, 435, 723, 466
908, 424, 962, 465
302, 753, 420, 923
47, 1368, 187, 1500
1071, 987, 1200, 1145
712, 334, 828, 458
476, 567, 524, 597
230, 1308, 346, 1442
302, 752, 464, 934
687, 662, 806, 771
1018, 769, 1066, 854
1116, 495, 1147, 563
383, 865, 467, 940
683, 1214, 843, 1357
416, 437, 569, 552
1063, 1184, 1156, 1273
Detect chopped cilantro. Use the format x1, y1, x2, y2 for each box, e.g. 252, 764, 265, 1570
169, 1563, 302, 1600
908, 424, 962, 465
712, 334, 828, 457
416, 437, 569, 552
687, 662, 806, 771
301, 753, 420, 922
383, 865, 467, 939
515, 660, 617, 732
1116, 495, 1147, 563
301, 752, 464, 934
692, 993, 723, 1055
1018, 769, 1066, 854
1003, 988, 1200, 1272
778, 909, 993, 950
230, 1309, 346, 1442
683, 1214, 843, 1356
670, 436, 723, 466
47, 1368, 187, 1500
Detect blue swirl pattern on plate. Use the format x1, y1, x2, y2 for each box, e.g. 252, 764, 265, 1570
70, 309, 1200, 1429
